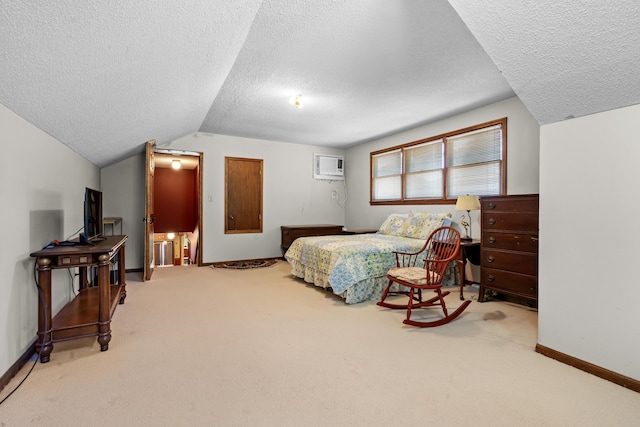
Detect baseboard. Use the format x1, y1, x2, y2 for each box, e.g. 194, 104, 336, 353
535, 343, 640, 393
0, 342, 36, 394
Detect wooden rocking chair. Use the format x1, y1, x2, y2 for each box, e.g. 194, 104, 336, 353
377, 226, 471, 327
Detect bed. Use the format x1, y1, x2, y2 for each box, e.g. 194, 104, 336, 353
284, 213, 460, 304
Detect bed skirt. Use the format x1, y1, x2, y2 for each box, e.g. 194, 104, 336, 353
288, 259, 460, 304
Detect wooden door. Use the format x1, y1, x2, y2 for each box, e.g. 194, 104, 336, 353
225, 157, 263, 233
143, 140, 156, 281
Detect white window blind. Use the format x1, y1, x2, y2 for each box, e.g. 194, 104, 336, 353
446, 124, 502, 198
404, 140, 443, 199
372, 150, 402, 200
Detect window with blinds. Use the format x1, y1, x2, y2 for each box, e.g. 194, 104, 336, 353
372, 149, 402, 200
370, 118, 506, 204
405, 139, 444, 199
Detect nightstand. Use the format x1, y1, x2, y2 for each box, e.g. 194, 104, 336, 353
457, 239, 481, 300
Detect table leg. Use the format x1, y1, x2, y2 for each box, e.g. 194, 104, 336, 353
457, 258, 466, 300
97, 254, 112, 351
117, 243, 126, 304
78, 265, 88, 290
36, 258, 54, 363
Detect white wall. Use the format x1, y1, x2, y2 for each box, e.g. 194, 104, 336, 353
539, 103, 640, 380
102, 133, 347, 268
101, 97, 538, 268
167, 133, 347, 262
101, 153, 145, 270
345, 96, 540, 234
0, 103, 99, 376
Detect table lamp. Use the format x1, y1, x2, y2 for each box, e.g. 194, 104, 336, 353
455, 194, 480, 241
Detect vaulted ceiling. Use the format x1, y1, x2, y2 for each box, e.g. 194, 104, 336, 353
2, 1, 639, 168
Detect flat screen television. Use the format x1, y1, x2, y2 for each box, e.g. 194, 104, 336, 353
79, 187, 103, 244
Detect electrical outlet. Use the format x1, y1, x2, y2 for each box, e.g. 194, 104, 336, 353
331, 190, 337, 199
208, 195, 213, 202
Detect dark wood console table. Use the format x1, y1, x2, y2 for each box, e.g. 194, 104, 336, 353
30, 235, 128, 363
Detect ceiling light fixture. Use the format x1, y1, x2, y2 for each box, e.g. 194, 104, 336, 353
289, 94, 303, 109
171, 159, 181, 170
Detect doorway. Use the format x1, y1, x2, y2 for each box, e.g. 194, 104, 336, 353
150, 151, 203, 270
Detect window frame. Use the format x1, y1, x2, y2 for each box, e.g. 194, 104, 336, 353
370, 118, 507, 205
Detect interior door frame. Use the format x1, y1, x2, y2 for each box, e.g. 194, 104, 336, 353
148, 148, 204, 269
195, 152, 204, 266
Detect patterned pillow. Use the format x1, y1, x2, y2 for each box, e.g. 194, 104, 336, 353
378, 214, 410, 236
403, 212, 452, 239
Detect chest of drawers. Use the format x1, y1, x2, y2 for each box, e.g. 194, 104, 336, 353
479, 194, 539, 306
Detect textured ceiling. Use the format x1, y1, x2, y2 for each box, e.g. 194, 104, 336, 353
199, 0, 514, 147
0, 0, 263, 167
1, 1, 639, 168
448, 0, 640, 124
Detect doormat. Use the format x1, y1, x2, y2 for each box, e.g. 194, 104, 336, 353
211, 259, 279, 270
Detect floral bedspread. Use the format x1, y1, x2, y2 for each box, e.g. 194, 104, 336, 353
284, 233, 428, 295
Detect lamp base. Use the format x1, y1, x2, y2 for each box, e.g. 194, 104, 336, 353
461, 236, 472, 241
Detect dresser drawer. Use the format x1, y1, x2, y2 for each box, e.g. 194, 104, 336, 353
481, 267, 537, 298
482, 197, 538, 213
482, 249, 537, 276
483, 232, 538, 252
482, 212, 538, 231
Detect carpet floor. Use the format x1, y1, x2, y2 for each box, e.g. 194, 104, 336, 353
1, 260, 639, 426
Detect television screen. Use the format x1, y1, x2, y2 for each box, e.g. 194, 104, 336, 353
80, 187, 103, 244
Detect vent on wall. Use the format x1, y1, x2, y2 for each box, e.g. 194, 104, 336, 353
314, 153, 344, 180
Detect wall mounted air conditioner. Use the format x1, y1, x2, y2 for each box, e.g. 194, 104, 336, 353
314, 153, 344, 180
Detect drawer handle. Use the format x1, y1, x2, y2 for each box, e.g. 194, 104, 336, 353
488, 218, 496, 225
487, 203, 496, 210
488, 236, 496, 244
531, 236, 539, 241
487, 274, 495, 282
487, 256, 495, 263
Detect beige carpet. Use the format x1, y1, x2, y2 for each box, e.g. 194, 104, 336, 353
1, 261, 639, 426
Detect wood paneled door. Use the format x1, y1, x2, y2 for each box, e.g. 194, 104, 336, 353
143, 140, 156, 281
225, 157, 263, 234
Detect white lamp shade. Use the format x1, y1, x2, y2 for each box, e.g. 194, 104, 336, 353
455, 195, 480, 211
